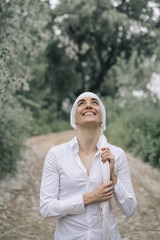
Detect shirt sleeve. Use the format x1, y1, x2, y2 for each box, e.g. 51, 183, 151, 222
113, 150, 137, 217
40, 148, 85, 219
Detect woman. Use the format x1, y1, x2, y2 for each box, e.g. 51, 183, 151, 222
40, 92, 137, 240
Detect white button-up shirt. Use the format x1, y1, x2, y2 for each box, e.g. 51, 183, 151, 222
40, 136, 137, 240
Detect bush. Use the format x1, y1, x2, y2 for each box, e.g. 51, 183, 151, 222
105, 96, 160, 167
29, 109, 72, 136
0, 98, 31, 179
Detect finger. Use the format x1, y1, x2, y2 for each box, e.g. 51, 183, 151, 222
100, 194, 113, 202
103, 181, 113, 187
102, 152, 114, 160
101, 151, 114, 157
101, 191, 113, 199
101, 147, 110, 150
104, 186, 114, 193
101, 155, 109, 162
104, 191, 113, 199
101, 152, 113, 159
101, 147, 110, 152
101, 154, 114, 163
107, 193, 113, 199
106, 193, 113, 199
101, 195, 113, 202
101, 152, 111, 159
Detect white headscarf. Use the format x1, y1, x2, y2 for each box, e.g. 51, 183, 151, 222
70, 92, 111, 240
70, 92, 106, 133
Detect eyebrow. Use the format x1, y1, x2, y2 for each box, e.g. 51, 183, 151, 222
77, 98, 99, 104
91, 98, 99, 102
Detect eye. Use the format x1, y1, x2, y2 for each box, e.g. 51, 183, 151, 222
92, 100, 99, 105
78, 101, 85, 106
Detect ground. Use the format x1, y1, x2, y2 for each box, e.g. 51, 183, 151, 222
0, 130, 160, 240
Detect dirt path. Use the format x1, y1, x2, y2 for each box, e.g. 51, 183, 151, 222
0, 130, 160, 240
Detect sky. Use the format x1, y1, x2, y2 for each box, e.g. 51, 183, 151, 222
49, 0, 59, 8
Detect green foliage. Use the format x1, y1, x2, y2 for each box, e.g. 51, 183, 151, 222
105, 95, 160, 167
25, 0, 160, 120
0, 0, 51, 178
0, 40, 31, 178
28, 108, 72, 136
22, 41, 79, 119
0, 96, 32, 178
31, 117, 72, 136
44, 40, 80, 115
104, 51, 153, 97
50, 0, 159, 95
0, 0, 160, 179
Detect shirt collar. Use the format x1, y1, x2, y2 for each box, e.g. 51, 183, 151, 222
69, 136, 101, 154
69, 136, 79, 153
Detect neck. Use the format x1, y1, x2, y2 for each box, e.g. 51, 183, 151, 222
76, 126, 101, 154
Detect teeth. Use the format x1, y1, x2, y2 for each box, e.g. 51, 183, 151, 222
84, 112, 94, 116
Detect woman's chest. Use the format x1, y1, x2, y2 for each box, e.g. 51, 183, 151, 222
57, 151, 103, 197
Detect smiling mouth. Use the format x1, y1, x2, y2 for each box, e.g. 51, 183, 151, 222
83, 112, 96, 116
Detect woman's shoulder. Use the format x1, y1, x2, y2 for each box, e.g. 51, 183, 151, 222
48, 141, 70, 155
47, 136, 76, 156
45, 141, 70, 166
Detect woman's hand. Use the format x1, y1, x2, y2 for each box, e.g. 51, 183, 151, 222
83, 181, 114, 206
101, 147, 117, 185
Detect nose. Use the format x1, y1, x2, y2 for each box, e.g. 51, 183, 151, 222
85, 102, 92, 109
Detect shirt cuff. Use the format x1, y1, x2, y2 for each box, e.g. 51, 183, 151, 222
59, 195, 85, 217
69, 195, 85, 214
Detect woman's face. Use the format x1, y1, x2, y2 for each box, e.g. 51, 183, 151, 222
75, 97, 102, 128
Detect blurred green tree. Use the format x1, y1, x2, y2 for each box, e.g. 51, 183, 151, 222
0, 0, 51, 177
44, 40, 80, 116
105, 94, 160, 167
48, 0, 159, 97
